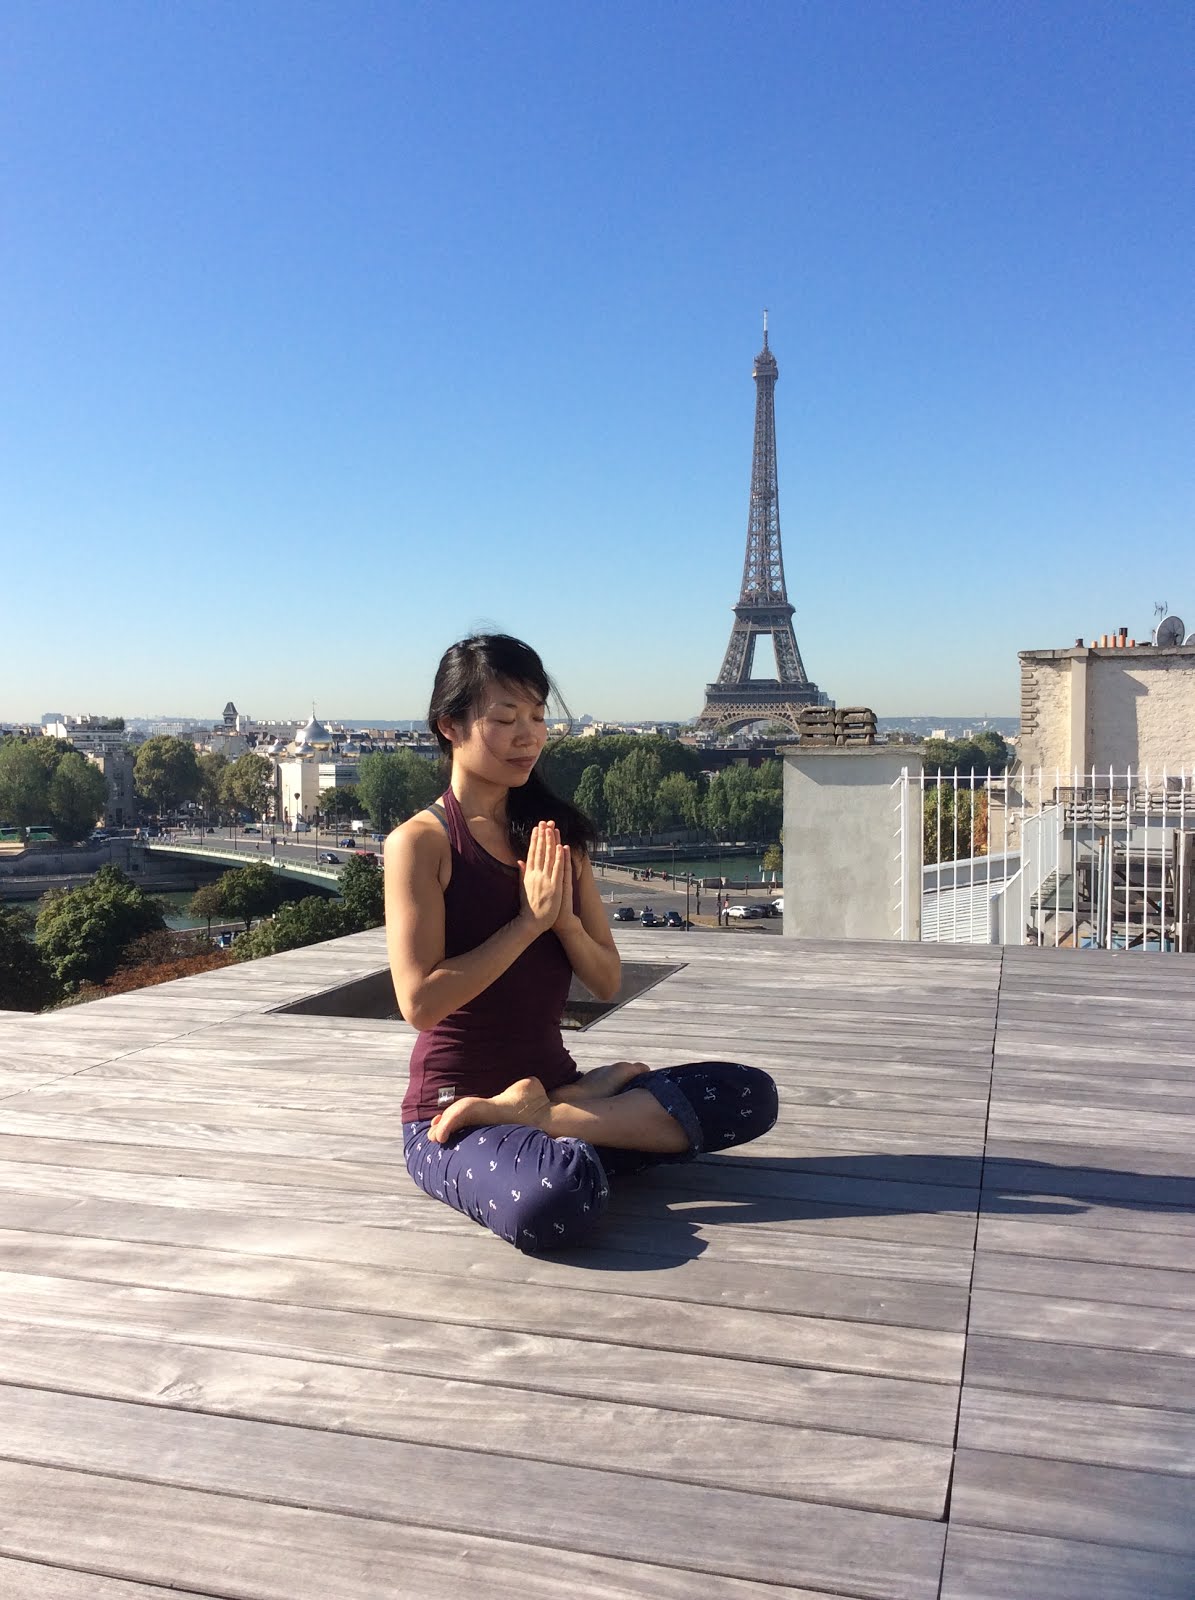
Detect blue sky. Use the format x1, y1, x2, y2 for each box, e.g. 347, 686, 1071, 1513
2, 0, 1191, 723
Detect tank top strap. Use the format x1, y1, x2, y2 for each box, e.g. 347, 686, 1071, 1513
442, 786, 493, 865
440, 787, 519, 876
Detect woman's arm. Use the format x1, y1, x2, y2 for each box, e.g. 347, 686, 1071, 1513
384, 817, 564, 1030
552, 849, 621, 1002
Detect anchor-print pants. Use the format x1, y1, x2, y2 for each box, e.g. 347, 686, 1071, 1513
402, 1061, 778, 1253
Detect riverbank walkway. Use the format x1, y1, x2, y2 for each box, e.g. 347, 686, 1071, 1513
0, 931, 1191, 1597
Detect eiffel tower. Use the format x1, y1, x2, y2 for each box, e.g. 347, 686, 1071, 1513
697, 316, 824, 735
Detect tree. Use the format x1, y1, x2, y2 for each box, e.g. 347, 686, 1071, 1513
762, 843, 783, 875
655, 771, 701, 832
702, 762, 782, 843
233, 896, 349, 960
133, 735, 201, 817
338, 853, 384, 931
222, 752, 274, 819
47, 752, 108, 842
196, 752, 229, 821
189, 880, 227, 938
213, 862, 291, 931
0, 739, 51, 829
0, 902, 58, 1011
35, 865, 166, 989
923, 734, 1011, 779
573, 764, 607, 833
538, 734, 701, 806
924, 785, 988, 864
317, 784, 364, 826
357, 751, 441, 831
602, 749, 663, 835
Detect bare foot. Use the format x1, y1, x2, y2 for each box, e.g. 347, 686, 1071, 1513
552, 1061, 652, 1104
428, 1076, 551, 1144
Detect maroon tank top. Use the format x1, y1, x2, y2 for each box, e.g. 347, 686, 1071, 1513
401, 788, 581, 1121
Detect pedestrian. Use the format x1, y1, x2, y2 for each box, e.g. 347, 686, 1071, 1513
384, 633, 778, 1252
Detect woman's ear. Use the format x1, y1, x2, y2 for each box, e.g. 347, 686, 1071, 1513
436, 715, 462, 748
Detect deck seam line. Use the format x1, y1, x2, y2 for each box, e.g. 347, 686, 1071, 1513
936, 949, 1002, 1599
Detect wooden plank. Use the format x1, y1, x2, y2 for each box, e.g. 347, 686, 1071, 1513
0, 1239, 966, 1379
969, 1287, 1195, 1358
0, 1225, 971, 1333
949, 1447, 1195, 1555
965, 1333, 1195, 1412
976, 1216, 1195, 1272
0, 1323, 953, 1515
0, 1191, 976, 1288
0, 1275, 961, 1440
972, 1251, 1195, 1311
0, 1388, 948, 1599
0, 1462, 884, 1600
0, 1557, 224, 1599
940, 1526, 1195, 1600
958, 1386, 1195, 1475
982, 1155, 1195, 1210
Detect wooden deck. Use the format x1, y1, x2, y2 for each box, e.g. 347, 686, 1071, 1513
0, 931, 1192, 1599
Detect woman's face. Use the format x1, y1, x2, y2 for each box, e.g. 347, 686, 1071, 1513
442, 679, 548, 786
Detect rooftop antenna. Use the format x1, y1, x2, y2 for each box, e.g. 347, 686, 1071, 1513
762, 308, 769, 348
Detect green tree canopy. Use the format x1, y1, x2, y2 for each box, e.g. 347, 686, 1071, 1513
133, 735, 202, 816
221, 751, 275, 818
212, 862, 291, 930
47, 752, 108, 842
0, 902, 58, 1011
233, 896, 348, 960
655, 771, 702, 831
602, 749, 663, 835
703, 762, 782, 842
924, 786, 988, 864
188, 880, 228, 934
923, 734, 1012, 778
0, 739, 51, 829
35, 865, 166, 989
538, 734, 700, 807
196, 752, 229, 819
573, 764, 607, 833
316, 783, 364, 824
338, 853, 384, 932
357, 751, 441, 832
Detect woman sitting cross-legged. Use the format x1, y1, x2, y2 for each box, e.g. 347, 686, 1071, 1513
384, 632, 778, 1252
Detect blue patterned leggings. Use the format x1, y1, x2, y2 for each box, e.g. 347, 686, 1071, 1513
402, 1061, 778, 1253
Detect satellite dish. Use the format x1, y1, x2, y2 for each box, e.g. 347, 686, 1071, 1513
1186, 633, 1195, 647
1155, 615, 1186, 646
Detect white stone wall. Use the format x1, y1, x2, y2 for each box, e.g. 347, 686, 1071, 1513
1018, 657, 1074, 772
1088, 655, 1195, 771
1018, 648, 1195, 775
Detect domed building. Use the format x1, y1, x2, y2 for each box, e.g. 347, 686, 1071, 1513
293, 715, 335, 755
275, 710, 359, 831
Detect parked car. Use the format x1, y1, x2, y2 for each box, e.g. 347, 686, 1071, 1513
338, 837, 355, 847
664, 910, 688, 928
318, 852, 340, 863
613, 906, 636, 921
726, 904, 752, 919
242, 825, 259, 834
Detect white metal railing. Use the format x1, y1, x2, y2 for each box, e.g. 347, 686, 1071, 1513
895, 767, 1195, 952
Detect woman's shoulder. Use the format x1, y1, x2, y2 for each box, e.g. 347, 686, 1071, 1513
384, 805, 452, 876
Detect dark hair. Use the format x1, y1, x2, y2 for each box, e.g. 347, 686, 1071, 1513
428, 633, 597, 857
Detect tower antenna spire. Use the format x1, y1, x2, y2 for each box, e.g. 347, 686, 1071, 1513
762, 308, 768, 347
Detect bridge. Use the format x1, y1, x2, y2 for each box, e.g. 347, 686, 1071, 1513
145, 839, 346, 890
